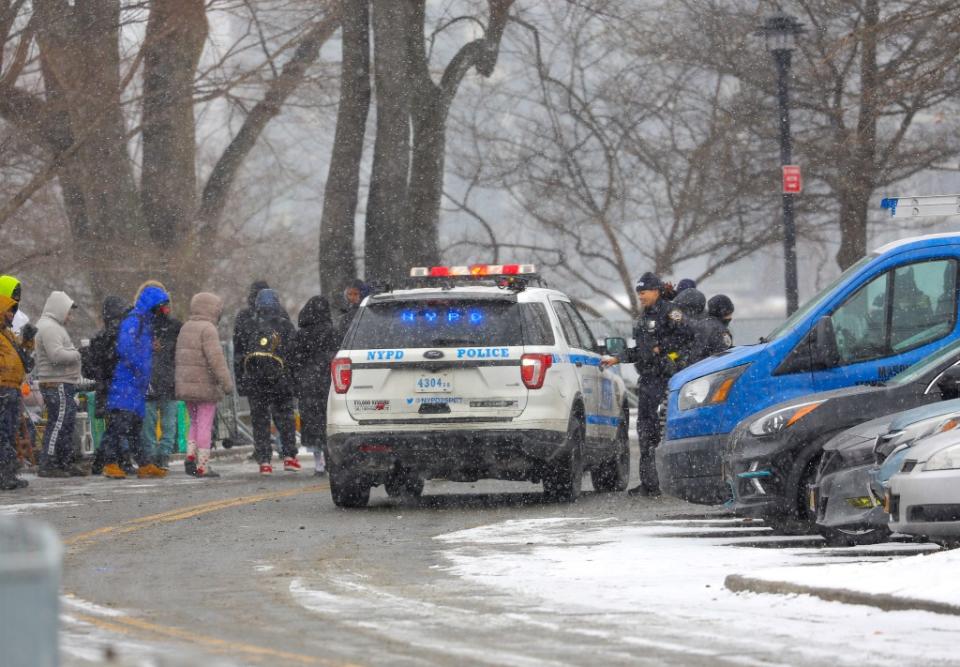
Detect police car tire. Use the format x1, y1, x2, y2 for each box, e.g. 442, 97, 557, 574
543, 411, 584, 503
384, 470, 424, 499
329, 464, 371, 508
591, 406, 630, 493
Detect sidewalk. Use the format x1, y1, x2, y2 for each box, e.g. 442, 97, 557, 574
726, 546, 960, 616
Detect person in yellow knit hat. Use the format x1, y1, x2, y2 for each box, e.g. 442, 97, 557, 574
0, 276, 37, 490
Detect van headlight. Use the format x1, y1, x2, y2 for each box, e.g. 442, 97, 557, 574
748, 400, 826, 437
923, 443, 960, 471
678, 365, 748, 411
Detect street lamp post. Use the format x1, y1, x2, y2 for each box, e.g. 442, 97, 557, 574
759, 13, 805, 315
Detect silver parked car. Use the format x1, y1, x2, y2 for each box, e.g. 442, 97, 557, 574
887, 429, 960, 548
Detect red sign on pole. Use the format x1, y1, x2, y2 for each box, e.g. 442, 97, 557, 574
782, 165, 802, 194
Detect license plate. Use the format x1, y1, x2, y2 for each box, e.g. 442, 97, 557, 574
808, 487, 817, 513
415, 373, 453, 393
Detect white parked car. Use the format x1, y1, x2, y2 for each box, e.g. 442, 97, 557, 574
326, 265, 630, 507
887, 429, 960, 547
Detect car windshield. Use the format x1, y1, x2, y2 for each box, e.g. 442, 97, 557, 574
888, 337, 960, 386
349, 300, 524, 349
764, 255, 874, 342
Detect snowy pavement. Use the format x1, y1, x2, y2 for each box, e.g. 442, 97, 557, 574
435, 517, 960, 666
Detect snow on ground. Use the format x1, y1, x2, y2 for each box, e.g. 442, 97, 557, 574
436, 517, 960, 666
749, 548, 960, 608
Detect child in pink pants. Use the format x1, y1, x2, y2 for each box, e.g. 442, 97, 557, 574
175, 293, 235, 478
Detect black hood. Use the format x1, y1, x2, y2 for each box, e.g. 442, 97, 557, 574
247, 280, 270, 309
102, 296, 129, 325
673, 288, 706, 316
299, 295, 332, 329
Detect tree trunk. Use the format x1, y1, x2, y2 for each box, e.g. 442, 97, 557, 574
34, 0, 146, 299
319, 0, 371, 298
365, 0, 413, 284
405, 90, 444, 268
836, 0, 879, 270
140, 0, 208, 296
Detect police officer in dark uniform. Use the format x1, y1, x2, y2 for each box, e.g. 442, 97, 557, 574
603, 272, 694, 496
706, 294, 735, 351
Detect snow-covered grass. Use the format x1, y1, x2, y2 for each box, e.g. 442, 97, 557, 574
436, 517, 960, 666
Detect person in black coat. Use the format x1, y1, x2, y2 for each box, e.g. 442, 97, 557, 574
291, 296, 339, 476
236, 288, 298, 473
82, 296, 129, 475
233, 280, 270, 398
140, 289, 182, 470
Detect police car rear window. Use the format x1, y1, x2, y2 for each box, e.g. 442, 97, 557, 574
349, 301, 527, 349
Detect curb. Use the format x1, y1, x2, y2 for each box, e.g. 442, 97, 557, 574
725, 574, 960, 616
171, 444, 255, 462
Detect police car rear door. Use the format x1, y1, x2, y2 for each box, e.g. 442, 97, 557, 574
342, 293, 528, 422
551, 299, 606, 442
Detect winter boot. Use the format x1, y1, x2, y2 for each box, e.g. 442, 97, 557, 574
64, 463, 89, 477
195, 449, 220, 478
184, 441, 198, 477
102, 463, 127, 479
0, 465, 27, 491
38, 465, 70, 478
137, 463, 168, 479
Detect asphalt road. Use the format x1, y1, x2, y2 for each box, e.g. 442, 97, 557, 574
2, 450, 950, 667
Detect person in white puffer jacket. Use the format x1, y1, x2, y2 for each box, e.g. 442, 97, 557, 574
35, 290, 86, 477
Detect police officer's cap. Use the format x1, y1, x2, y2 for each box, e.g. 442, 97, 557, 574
635, 272, 663, 292
708, 294, 735, 318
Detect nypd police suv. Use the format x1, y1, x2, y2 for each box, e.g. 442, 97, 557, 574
325, 265, 630, 507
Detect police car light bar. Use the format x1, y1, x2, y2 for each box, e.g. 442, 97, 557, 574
881, 195, 960, 219
410, 264, 537, 278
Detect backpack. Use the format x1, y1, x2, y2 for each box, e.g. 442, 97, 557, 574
85, 324, 120, 385
243, 320, 286, 385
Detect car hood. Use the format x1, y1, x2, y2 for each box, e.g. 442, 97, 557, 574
823, 416, 890, 454
900, 428, 960, 464
887, 398, 960, 432
669, 342, 763, 390
758, 382, 883, 418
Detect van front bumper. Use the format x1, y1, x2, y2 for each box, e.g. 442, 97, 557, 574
656, 434, 730, 505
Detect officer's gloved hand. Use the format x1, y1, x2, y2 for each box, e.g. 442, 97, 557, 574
21, 323, 37, 342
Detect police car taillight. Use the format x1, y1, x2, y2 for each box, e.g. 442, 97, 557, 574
521, 353, 552, 390
331, 357, 352, 394
410, 264, 537, 277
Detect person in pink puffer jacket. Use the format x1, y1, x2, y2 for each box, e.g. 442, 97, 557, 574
175, 293, 234, 478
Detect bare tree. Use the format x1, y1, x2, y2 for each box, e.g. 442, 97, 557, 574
364, 0, 515, 284
447, 2, 781, 317
636, 0, 960, 269
0, 0, 340, 301
318, 0, 371, 299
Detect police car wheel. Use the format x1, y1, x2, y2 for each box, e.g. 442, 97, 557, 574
384, 469, 424, 499
329, 464, 371, 508
591, 406, 630, 493
543, 411, 584, 503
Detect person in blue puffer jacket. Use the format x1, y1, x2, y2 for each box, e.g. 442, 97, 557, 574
101, 284, 170, 480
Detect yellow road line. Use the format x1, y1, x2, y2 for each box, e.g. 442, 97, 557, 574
62, 482, 355, 665
70, 611, 358, 666
64, 483, 329, 550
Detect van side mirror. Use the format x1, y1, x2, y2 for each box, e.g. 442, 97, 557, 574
604, 337, 627, 356
936, 365, 960, 400
810, 316, 840, 370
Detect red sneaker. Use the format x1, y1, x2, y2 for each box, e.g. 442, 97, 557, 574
283, 457, 301, 472
259, 464, 273, 475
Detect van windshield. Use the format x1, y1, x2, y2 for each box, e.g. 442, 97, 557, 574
764, 255, 874, 343
888, 337, 960, 387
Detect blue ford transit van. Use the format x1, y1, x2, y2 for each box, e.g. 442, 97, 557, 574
658, 233, 960, 504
